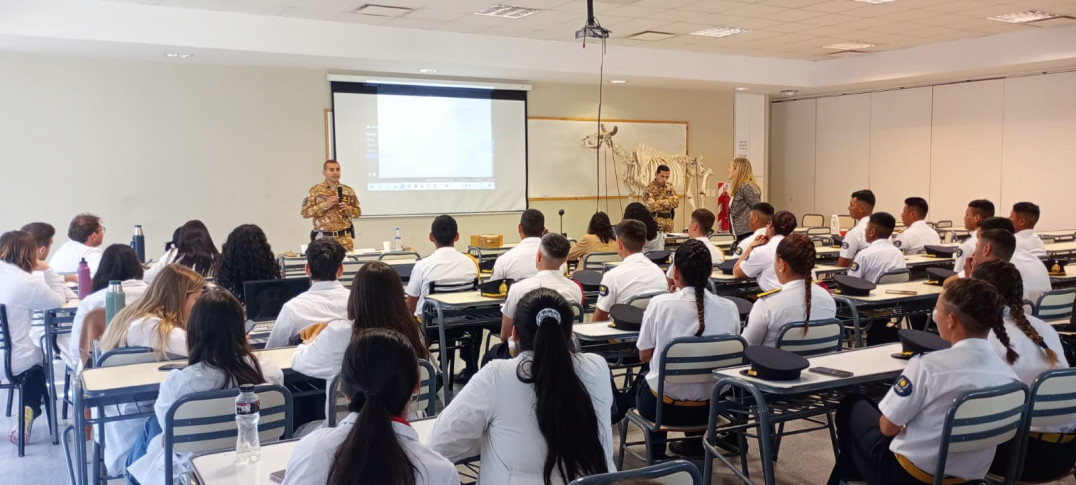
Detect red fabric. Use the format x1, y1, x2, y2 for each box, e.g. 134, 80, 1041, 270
716, 182, 731, 232
391, 416, 411, 427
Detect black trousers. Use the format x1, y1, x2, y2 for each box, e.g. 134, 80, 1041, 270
16, 366, 46, 418
989, 432, 1076, 482
635, 383, 709, 460
827, 395, 926, 485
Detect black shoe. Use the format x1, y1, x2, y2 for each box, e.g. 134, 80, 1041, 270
669, 438, 704, 457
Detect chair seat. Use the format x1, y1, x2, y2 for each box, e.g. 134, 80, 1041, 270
625, 408, 710, 433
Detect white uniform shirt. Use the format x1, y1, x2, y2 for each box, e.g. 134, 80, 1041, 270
406, 247, 478, 316
987, 312, 1068, 429
0, 262, 68, 375
125, 316, 189, 358
128, 357, 285, 485
665, 236, 724, 279
596, 253, 668, 312
849, 239, 907, 283
734, 228, 767, 257
879, 338, 1019, 480
839, 217, 870, 261
743, 279, 838, 347
636, 287, 739, 401
738, 234, 785, 292
643, 235, 665, 253
501, 269, 582, 322
265, 280, 350, 348
143, 249, 180, 284
894, 220, 940, 255
283, 413, 460, 485
428, 352, 615, 484
49, 240, 104, 275
953, 234, 977, 275
291, 318, 352, 380
1015, 229, 1047, 258
1011, 249, 1052, 302
67, 279, 148, 371
490, 237, 541, 282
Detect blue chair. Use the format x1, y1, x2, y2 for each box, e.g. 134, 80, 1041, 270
993, 368, 1076, 483
775, 318, 844, 357
932, 382, 1030, 485
0, 304, 55, 457
569, 459, 702, 484
1033, 289, 1076, 322
328, 358, 438, 426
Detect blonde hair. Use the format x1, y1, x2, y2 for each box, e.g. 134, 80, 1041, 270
98, 264, 204, 360
729, 157, 760, 198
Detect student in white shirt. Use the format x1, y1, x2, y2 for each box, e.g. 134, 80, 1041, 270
894, 197, 940, 255
953, 199, 994, 273
0, 231, 68, 445
666, 209, 724, 288
145, 220, 219, 283
49, 213, 106, 278
128, 290, 284, 485
624, 202, 665, 252
22, 222, 77, 301
266, 237, 350, 348
491, 209, 546, 282
1010, 202, 1048, 258
849, 212, 907, 284
837, 189, 875, 268
429, 288, 614, 484
498, 233, 582, 343
973, 260, 1075, 482
68, 245, 148, 372
962, 218, 1052, 302
827, 278, 1020, 484
743, 234, 837, 347
592, 219, 668, 323
635, 239, 740, 460
732, 202, 774, 258
284, 329, 459, 485
94, 264, 204, 474
733, 210, 797, 292
293, 261, 430, 382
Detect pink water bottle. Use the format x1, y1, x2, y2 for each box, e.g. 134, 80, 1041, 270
77, 258, 91, 299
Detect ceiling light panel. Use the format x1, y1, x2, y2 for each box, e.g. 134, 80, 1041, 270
476, 4, 541, 19
987, 10, 1062, 24
354, 4, 411, 17
690, 26, 749, 37
627, 31, 677, 41
822, 41, 876, 50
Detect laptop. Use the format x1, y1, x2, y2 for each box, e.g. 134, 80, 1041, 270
243, 277, 312, 332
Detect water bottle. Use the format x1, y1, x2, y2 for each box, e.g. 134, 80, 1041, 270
77, 258, 92, 300
105, 281, 125, 324
235, 384, 261, 463
830, 214, 840, 235
394, 227, 402, 250
130, 225, 146, 263
316, 229, 325, 240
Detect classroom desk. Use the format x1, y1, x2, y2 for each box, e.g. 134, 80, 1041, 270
467, 243, 518, 269
1039, 229, 1076, 239
573, 321, 639, 343
1045, 241, 1076, 260
815, 246, 840, 261
190, 417, 440, 485
42, 303, 78, 445
1050, 268, 1076, 288
902, 254, 954, 267
709, 343, 905, 485
833, 281, 943, 347
422, 291, 505, 403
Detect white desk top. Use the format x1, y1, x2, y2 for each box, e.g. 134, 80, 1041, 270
190, 417, 439, 485
816, 246, 840, 257
573, 321, 639, 342
904, 254, 954, 266
81, 347, 296, 395
425, 291, 504, 307
714, 343, 905, 394
1046, 241, 1076, 253
1039, 230, 1076, 238
468, 243, 518, 251
838, 280, 943, 302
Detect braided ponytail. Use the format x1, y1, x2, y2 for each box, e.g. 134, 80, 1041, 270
776, 234, 816, 333
972, 261, 1058, 366
942, 278, 1019, 364
674, 239, 714, 337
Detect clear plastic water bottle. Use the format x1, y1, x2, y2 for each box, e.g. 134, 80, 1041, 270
105, 281, 125, 324
830, 214, 840, 235
76, 258, 92, 300
316, 229, 325, 240
394, 227, 402, 250
235, 384, 261, 463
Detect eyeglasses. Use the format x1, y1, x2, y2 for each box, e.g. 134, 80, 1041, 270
97, 226, 107, 234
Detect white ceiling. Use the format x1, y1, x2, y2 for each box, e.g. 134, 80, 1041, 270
107, 0, 1076, 60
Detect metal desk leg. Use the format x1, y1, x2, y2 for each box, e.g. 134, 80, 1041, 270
73, 375, 86, 485
434, 301, 451, 405
43, 313, 59, 444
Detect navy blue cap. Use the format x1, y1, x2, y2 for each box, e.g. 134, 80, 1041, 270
479, 279, 513, 297
899, 329, 950, 355
609, 304, 644, 331
572, 270, 603, 291
833, 275, 875, 297
742, 346, 809, 381
925, 267, 957, 286
645, 249, 671, 265
924, 245, 958, 258
716, 260, 737, 275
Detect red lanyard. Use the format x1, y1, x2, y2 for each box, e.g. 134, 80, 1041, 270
390, 416, 411, 427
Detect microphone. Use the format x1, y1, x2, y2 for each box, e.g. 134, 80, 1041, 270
337, 186, 344, 212
558, 209, 565, 236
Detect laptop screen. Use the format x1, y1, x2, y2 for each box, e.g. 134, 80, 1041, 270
244, 277, 312, 322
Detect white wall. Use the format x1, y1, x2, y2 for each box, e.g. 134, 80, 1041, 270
0, 52, 734, 257
769, 72, 1076, 230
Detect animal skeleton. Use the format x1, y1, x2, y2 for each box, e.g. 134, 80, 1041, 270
581, 124, 715, 211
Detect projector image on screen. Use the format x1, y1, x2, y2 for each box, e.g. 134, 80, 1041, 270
333, 82, 527, 216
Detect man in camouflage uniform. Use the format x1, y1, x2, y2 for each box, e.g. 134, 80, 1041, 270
301, 160, 362, 251
643, 164, 679, 233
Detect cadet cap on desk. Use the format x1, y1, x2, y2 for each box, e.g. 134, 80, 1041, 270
832, 275, 875, 297
572, 270, 603, 292
645, 249, 671, 265
831, 234, 844, 247
924, 245, 958, 258
609, 304, 644, 331
924, 267, 957, 286
716, 260, 737, 275
899, 329, 950, 355
478, 279, 513, 298
742, 346, 809, 381
1045, 259, 1068, 276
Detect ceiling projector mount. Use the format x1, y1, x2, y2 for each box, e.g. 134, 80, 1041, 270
576, 0, 610, 41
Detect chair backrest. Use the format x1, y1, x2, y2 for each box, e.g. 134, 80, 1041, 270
378, 251, 421, 262
806, 227, 830, 236
339, 260, 366, 287
163, 384, 292, 481
626, 290, 668, 310
653, 336, 746, 425
876, 269, 911, 284
581, 251, 621, 271
802, 214, 825, 228
0, 305, 14, 381
936, 382, 1029, 482
837, 215, 855, 231
1033, 289, 1076, 321
567, 459, 703, 485
1027, 368, 1076, 429
935, 220, 954, 229
94, 346, 159, 368
428, 279, 479, 295
776, 319, 844, 356
570, 302, 585, 323
709, 233, 735, 246
328, 359, 439, 426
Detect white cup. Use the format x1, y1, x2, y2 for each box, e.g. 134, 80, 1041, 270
382, 241, 391, 252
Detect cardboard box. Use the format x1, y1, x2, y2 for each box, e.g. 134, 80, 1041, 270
470, 234, 504, 248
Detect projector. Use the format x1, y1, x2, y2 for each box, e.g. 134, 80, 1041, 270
576, 23, 610, 40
